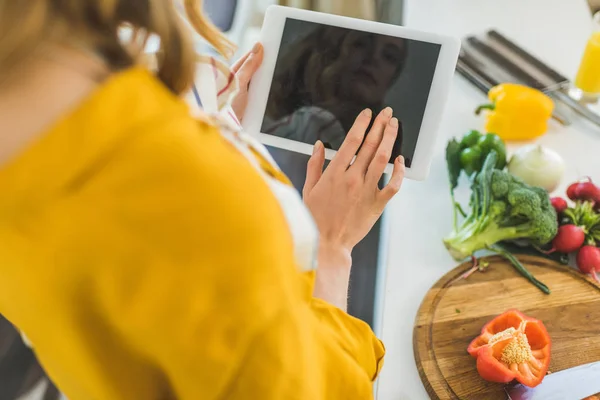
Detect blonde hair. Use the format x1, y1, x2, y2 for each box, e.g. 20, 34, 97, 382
0, 0, 236, 94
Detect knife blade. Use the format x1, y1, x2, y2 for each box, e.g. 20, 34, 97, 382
459, 50, 501, 87
456, 59, 493, 94
486, 30, 569, 87
466, 36, 548, 90
505, 361, 600, 400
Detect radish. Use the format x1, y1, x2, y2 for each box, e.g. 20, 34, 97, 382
547, 224, 586, 254
566, 178, 600, 205
566, 182, 579, 200
576, 246, 600, 282
577, 183, 600, 204
550, 197, 568, 214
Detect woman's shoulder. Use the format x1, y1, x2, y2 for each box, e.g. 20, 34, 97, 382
58, 111, 297, 296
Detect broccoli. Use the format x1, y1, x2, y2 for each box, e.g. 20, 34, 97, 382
490, 170, 509, 198
443, 151, 558, 293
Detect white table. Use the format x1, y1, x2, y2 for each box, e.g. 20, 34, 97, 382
376, 1, 600, 399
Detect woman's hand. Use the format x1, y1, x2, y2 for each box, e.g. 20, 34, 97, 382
231, 43, 264, 121
303, 107, 405, 309
304, 107, 405, 253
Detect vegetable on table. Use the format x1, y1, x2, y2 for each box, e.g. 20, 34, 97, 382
446, 131, 507, 231
566, 177, 600, 209
544, 224, 586, 254
468, 310, 551, 388
537, 186, 600, 281
576, 245, 600, 282
563, 200, 600, 245
475, 83, 554, 142
443, 151, 557, 293
459, 131, 507, 176
507, 145, 565, 193
550, 197, 568, 214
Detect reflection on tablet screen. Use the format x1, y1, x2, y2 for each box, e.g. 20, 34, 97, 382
260, 19, 442, 168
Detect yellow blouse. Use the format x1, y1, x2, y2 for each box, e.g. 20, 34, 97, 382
0, 68, 384, 399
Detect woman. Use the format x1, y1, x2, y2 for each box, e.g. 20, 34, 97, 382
264, 25, 407, 151
0, 1, 404, 399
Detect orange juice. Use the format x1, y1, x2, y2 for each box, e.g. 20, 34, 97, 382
575, 13, 600, 96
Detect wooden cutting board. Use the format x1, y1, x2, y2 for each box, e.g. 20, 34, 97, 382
414, 255, 600, 400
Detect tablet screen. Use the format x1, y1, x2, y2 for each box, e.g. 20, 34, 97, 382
260, 19, 442, 168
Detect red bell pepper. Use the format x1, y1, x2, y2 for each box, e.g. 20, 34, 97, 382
467, 309, 551, 388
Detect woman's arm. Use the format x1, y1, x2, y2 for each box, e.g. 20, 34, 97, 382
304, 107, 405, 310
81, 116, 390, 398
313, 243, 353, 310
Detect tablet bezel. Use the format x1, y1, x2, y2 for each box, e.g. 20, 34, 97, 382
242, 5, 460, 181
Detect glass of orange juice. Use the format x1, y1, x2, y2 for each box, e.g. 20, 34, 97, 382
574, 12, 600, 101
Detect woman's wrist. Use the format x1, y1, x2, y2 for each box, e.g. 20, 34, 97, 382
317, 242, 352, 271
313, 242, 353, 311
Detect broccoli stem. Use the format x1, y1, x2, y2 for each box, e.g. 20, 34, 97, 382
456, 202, 467, 219
443, 206, 553, 294
450, 192, 467, 231
451, 192, 458, 231
443, 220, 520, 260
487, 245, 551, 294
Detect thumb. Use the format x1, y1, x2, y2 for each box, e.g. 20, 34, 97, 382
236, 43, 264, 91
303, 141, 325, 198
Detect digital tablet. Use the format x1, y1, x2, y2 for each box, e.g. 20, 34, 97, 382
242, 5, 461, 180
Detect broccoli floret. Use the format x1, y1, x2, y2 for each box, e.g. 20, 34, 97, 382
532, 186, 554, 211
528, 211, 559, 245
507, 188, 541, 218
490, 200, 507, 217
443, 152, 558, 261
491, 170, 509, 198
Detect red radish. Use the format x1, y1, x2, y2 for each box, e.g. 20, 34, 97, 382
566, 182, 579, 200
566, 178, 600, 204
550, 197, 568, 214
577, 184, 600, 203
576, 245, 600, 282
547, 224, 586, 254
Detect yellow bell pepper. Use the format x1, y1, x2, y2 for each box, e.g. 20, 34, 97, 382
475, 83, 554, 141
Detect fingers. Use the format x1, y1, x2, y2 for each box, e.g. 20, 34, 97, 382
378, 155, 406, 204
366, 117, 399, 184
303, 140, 325, 198
232, 42, 262, 72
233, 43, 264, 90
231, 51, 251, 74
351, 107, 393, 173
330, 109, 372, 172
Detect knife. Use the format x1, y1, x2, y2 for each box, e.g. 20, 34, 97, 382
456, 58, 493, 94
486, 30, 569, 85
466, 36, 549, 91
505, 361, 600, 400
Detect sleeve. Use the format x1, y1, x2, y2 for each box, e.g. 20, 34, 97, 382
88, 118, 384, 399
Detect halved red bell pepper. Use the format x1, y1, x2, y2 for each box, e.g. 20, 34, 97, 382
467, 309, 551, 388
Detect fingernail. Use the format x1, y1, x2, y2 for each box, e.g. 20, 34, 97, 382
397, 155, 405, 165
389, 117, 399, 127
313, 140, 322, 155
383, 107, 393, 117
362, 108, 372, 118
252, 42, 262, 54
